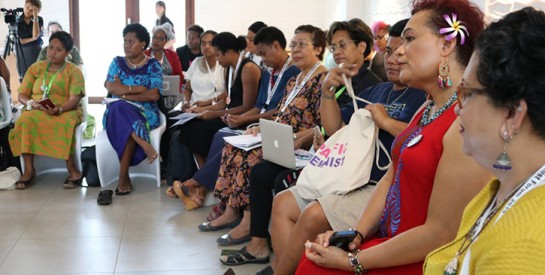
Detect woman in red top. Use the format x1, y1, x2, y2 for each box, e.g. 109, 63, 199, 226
296, 0, 491, 274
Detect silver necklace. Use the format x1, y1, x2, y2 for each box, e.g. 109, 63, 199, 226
419, 92, 458, 126
385, 87, 409, 106
126, 56, 148, 68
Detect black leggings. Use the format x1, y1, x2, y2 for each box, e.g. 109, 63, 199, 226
249, 161, 300, 238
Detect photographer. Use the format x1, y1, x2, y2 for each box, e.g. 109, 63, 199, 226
16, 0, 44, 77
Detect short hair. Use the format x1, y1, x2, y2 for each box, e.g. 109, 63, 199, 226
49, 31, 73, 52
389, 19, 409, 37
187, 24, 204, 36
327, 19, 374, 59
412, 0, 485, 67
476, 7, 545, 138
48, 21, 62, 30
212, 32, 247, 54
26, 0, 42, 10
253, 26, 287, 49
248, 21, 267, 34
123, 23, 150, 49
372, 21, 390, 34
200, 30, 217, 45
294, 25, 326, 60
156, 1, 165, 9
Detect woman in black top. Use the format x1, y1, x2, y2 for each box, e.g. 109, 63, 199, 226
155, 1, 175, 49
16, 0, 43, 78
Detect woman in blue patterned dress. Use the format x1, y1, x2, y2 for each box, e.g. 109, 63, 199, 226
103, 23, 162, 195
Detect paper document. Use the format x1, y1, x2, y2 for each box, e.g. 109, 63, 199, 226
169, 112, 200, 127
295, 149, 313, 168
224, 134, 262, 151
102, 97, 144, 110
219, 127, 245, 135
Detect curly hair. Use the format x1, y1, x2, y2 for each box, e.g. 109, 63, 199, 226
327, 19, 374, 59
412, 0, 485, 67
49, 31, 73, 52
294, 25, 326, 60
123, 23, 150, 49
476, 7, 545, 138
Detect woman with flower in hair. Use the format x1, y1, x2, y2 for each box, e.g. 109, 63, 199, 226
296, 0, 491, 274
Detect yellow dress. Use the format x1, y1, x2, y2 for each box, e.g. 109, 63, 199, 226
424, 179, 545, 274
9, 61, 85, 159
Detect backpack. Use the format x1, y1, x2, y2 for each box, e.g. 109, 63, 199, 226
81, 146, 100, 187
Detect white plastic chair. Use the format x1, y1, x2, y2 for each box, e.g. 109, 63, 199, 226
0, 78, 12, 130
20, 97, 88, 176
96, 112, 166, 188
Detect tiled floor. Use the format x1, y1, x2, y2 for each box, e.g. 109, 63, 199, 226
0, 173, 267, 275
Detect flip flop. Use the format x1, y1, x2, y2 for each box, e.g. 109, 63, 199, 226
63, 176, 83, 189
97, 190, 113, 205
15, 175, 35, 190
216, 233, 252, 246
219, 246, 269, 266
115, 185, 132, 196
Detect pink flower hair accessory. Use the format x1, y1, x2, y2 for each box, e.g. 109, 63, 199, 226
439, 13, 469, 45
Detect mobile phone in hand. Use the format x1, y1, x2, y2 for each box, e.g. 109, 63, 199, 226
328, 229, 358, 251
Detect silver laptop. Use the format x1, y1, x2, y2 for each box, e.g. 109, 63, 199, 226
162, 75, 181, 96
260, 119, 311, 169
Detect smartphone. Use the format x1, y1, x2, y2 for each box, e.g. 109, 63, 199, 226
39, 98, 56, 109
328, 229, 358, 251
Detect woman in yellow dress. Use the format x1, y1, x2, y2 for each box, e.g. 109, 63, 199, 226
9, 31, 85, 189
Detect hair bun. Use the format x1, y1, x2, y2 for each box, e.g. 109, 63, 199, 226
236, 36, 248, 52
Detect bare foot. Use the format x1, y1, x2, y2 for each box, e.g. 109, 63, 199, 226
227, 223, 250, 239
117, 176, 132, 193
141, 142, 158, 164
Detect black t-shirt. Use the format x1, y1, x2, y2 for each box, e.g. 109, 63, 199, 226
176, 45, 202, 72
16, 15, 43, 47
156, 16, 173, 27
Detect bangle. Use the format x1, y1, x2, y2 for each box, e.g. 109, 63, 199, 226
128, 85, 132, 94
58, 107, 63, 115
26, 100, 34, 110
293, 133, 297, 140
350, 228, 365, 244
122, 94, 126, 99
348, 250, 367, 274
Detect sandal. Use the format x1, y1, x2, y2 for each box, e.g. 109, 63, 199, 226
63, 176, 83, 189
97, 190, 113, 205
207, 202, 226, 222
173, 181, 205, 210
219, 246, 269, 266
115, 183, 132, 196
165, 186, 178, 198
15, 175, 35, 190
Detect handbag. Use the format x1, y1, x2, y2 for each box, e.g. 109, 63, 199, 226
0, 167, 21, 189
296, 75, 390, 200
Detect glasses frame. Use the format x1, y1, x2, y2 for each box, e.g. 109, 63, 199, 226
456, 84, 486, 108
289, 40, 313, 50
327, 40, 357, 53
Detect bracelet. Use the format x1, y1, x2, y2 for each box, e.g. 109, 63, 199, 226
58, 107, 63, 115
349, 228, 365, 244
128, 85, 132, 94
348, 250, 367, 274
293, 133, 297, 140
321, 93, 335, 100
122, 94, 126, 99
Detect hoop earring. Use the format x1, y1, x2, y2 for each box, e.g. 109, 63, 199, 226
438, 58, 452, 89
493, 130, 512, 170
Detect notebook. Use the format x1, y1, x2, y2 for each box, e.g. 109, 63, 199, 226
260, 119, 312, 169
162, 75, 181, 96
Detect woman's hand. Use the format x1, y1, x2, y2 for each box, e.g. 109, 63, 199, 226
43, 105, 61, 116
226, 114, 246, 128
244, 126, 260, 136
313, 128, 325, 151
304, 241, 353, 271
188, 106, 206, 114
365, 103, 391, 130
198, 110, 218, 120
105, 75, 125, 96
321, 64, 359, 97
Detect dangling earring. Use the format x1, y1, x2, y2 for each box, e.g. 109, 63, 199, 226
438, 58, 452, 89
493, 130, 512, 170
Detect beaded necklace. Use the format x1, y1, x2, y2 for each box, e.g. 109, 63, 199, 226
419, 91, 458, 126
126, 56, 148, 69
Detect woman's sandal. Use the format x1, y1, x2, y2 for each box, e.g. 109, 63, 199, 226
15, 175, 35, 190
97, 190, 113, 205
219, 246, 270, 266
173, 181, 205, 210
165, 186, 178, 198
63, 176, 83, 189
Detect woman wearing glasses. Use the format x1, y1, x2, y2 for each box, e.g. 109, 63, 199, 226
202, 25, 327, 254
297, 0, 491, 274
425, 7, 545, 274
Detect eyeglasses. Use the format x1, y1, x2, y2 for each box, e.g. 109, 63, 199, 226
328, 40, 356, 53
152, 36, 166, 42
289, 40, 313, 49
456, 84, 486, 108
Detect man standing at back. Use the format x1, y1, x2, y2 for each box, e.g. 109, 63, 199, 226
176, 24, 204, 73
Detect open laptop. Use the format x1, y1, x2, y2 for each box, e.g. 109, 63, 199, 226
260, 119, 312, 169
162, 75, 181, 96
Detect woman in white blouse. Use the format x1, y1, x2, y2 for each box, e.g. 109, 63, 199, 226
182, 30, 225, 111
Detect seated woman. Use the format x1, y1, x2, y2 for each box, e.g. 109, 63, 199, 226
201, 25, 328, 248
264, 18, 426, 275
37, 21, 83, 67
102, 23, 162, 195
296, 1, 491, 274
145, 22, 183, 112
171, 26, 300, 212
181, 30, 224, 110
9, 31, 85, 189
425, 7, 545, 274
173, 32, 261, 173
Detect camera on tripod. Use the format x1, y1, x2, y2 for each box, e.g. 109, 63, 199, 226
1, 8, 24, 25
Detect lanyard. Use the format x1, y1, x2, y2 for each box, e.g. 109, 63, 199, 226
276, 61, 321, 121
41, 62, 65, 99
266, 56, 292, 106
205, 58, 218, 93
227, 53, 244, 103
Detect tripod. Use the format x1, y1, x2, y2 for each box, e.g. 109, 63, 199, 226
3, 23, 27, 83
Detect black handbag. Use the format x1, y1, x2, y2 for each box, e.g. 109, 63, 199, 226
81, 146, 100, 187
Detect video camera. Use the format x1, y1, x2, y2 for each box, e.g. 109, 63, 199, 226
1, 8, 23, 25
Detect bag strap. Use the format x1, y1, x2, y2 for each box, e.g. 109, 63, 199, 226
342, 73, 391, 171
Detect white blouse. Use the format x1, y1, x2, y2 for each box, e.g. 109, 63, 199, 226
185, 56, 225, 103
